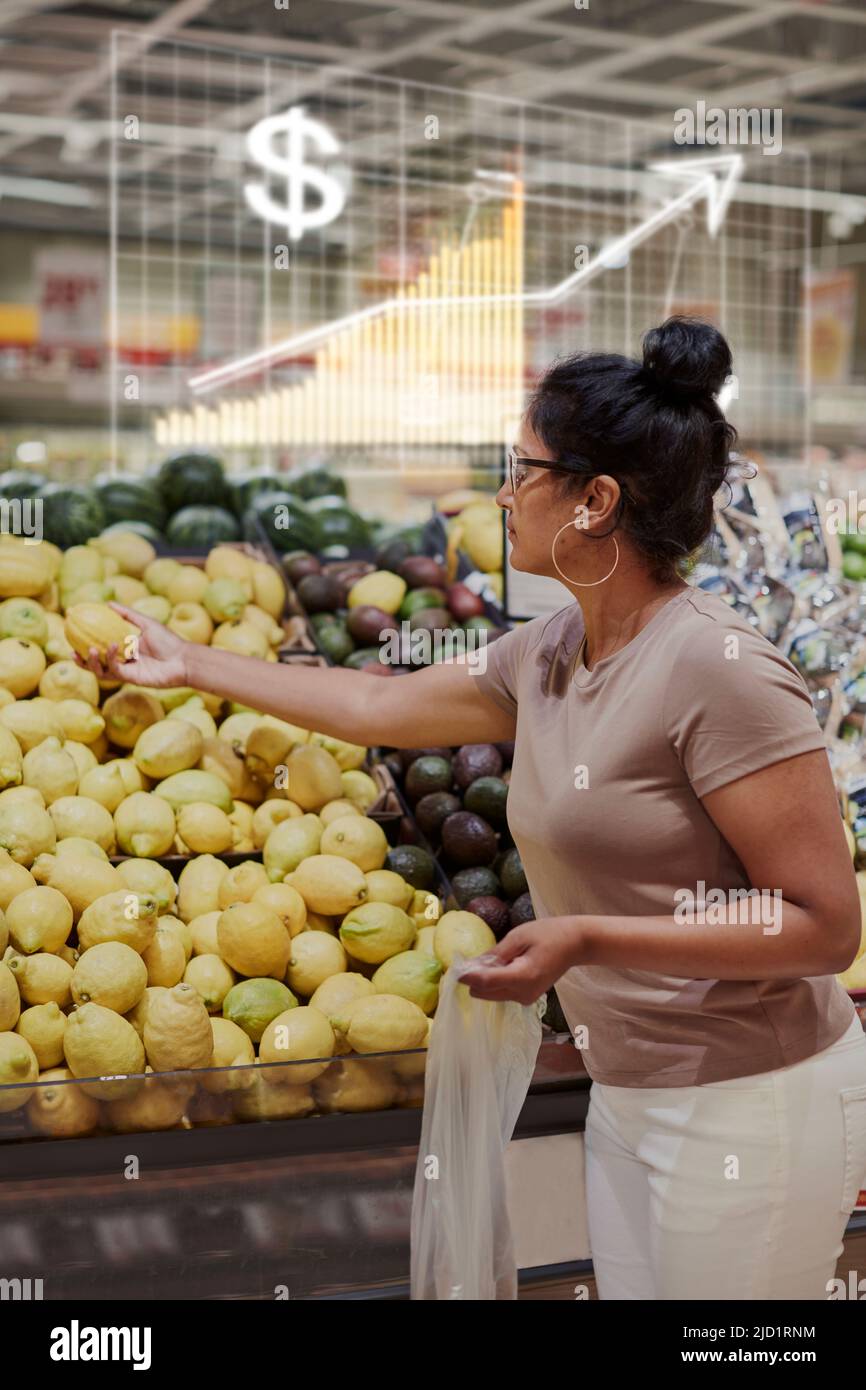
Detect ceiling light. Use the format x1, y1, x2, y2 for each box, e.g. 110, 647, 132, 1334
0, 177, 94, 207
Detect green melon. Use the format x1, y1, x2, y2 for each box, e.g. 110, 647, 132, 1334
165, 505, 241, 549
93, 474, 166, 531
156, 452, 228, 514
246, 491, 320, 554
39, 483, 106, 546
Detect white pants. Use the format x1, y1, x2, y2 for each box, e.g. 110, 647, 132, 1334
585, 1013, 866, 1300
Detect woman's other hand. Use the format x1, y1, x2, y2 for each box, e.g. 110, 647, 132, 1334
458, 917, 582, 1003
76, 602, 190, 688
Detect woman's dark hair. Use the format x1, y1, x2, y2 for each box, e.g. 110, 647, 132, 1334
525, 316, 738, 582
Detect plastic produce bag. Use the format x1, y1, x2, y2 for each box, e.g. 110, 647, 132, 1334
410, 959, 543, 1300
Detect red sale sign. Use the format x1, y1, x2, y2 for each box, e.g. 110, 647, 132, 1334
35, 248, 106, 348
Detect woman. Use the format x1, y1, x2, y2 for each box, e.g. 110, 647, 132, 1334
91, 317, 866, 1301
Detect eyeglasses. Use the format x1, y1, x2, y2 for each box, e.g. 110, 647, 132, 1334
506, 447, 578, 493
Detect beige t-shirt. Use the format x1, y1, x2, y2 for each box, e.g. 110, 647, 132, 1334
474, 587, 855, 1087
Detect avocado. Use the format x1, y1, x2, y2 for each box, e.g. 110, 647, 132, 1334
446, 583, 485, 622
497, 847, 528, 900
415, 790, 462, 840
441, 810, 498, 868
451, 865, 501, 906
309, 610, 340, 630
383, 751, 404, 781
342, 645, 387, 670
452, 743, 503, 789
283, 552, 321, 583
467, 895, 511, 940
346, 604, 398, 646
399, 555, 447, 589
462, 615, 497, 632
405, 755, 453, 802
408, 606, 453, 634
316, 620, 354, 664
296, 572, 343, 614
385, 844, 436, 890
376, 539, 412, 571
399, 587, 447, 619
464, 776, 508, 827
398, 746, 452, 771
495, 741, 515, 767
509, 891, 535, 926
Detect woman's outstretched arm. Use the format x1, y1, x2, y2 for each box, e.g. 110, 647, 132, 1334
83, 604, 516, 750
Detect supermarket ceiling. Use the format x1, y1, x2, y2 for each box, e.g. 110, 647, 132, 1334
1, 0, 865, 243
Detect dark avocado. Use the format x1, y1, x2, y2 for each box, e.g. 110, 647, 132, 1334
451, 866, 501, 907
462, 615, 497, 632
342, 645, 387, 669
495, 741, 515, 767
399, 587, 447, 619
509, 891, 535, 926
441, 810, 498, 868
376, 539, 412, 572
316, 621, 355, 664
398, 747, 452, 771
497, 847, 528, 900
415, 791, 462, 840
296, 572, 343, 614
407, 606, 453, 634
405, 755, 453, 802
399, 555, 447, 589
467, 895, 511, 939
346, 604, 398, 646
452, 743, 503, 789
463, 776, 508, 827
385, 844, 435, 890
283, 552, 321, 583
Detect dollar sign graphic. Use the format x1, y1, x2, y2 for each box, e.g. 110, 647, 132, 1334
244, 105, 346, 241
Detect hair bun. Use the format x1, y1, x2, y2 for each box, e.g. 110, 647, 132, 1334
642, 316, 731, 402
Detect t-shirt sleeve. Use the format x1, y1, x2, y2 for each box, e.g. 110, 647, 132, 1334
469, 618, 542, 719
664, 621, 828, 799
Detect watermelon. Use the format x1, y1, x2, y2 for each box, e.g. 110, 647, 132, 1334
38, 483, 106, 546
101, 520, 165, 546
166, 505, 241, 548
0, 469, 46, 499
156, 453, 229, 514
246, 491, 319, 553
93, 474, 166, 531
228, 472, 284, 517
290, 470, 347, 501
314, 509, 371, 550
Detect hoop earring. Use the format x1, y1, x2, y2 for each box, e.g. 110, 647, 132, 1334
551, 510, 619, 588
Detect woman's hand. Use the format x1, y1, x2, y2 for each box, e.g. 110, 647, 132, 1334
458, 917, 584, 1003
77, 602, 191, 688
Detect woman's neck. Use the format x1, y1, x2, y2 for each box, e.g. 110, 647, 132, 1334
573, 571, 689, 669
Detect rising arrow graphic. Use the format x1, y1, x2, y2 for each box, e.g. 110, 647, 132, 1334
188, 153, 743, 396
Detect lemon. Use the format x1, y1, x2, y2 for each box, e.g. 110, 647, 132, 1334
217, 902, 291, 979
167, 566, 209, 605
286, 932, 347, 998
0, 726, 23, 789
71, 940, 148, 1013
340, 770, 379, 812
116, 859, 177, 915
133, 719, 203, 780
177, 855, 228, 922
347, 571, 405, 614
77, 889, 158, 954
0, 851, 34, 910
159, 914, 192, 962
38, 660, 99, 706
54, 836, 107, 861
183, 953, 236, 1013
188, 910, 221, 956
292, 854, 368, 916
0, 960, 20, 1030
22, 738, 79, 805
0, 637, 45, 697
31, 850, 120, 920
63, 1001, 145, 1099
0, 1031, 39, 1111
200, 1017, 255, 1093
15, 1001, 66, 1068
229, 801, 255, 852
49, 795, 115, 852
205, 546, 253, 592
320, 815, 387, 873
339, 901, 415, 964
176, 803, 233, 854
371, 950, 443, 1014
78, 762, 128, 813
319, 798, 362, 827
392, 1017, 433, 1080
314, 1057, 397, 1114
233, 1066, 314, 1120
251, 881, 307, 939
0, 800, 55, 865
364, 869, 413, 910
114, 791, 176, 858
6, 884, 72, 956
259, 1006, 335, 1085
263, 814, 322, 881
410, 890, 441, 929
62, 740, 98, 780
284, 745, 343, 811
434, 910, 496, 967
144, 557, 182, 596
0, 909, 5, 955
309, 972, 374, 1054
221, 977, 297, 1043
56, 943, 79, 968
7, 951, 72, 1007
53, 699, 105, 745
167, 696, 217, 739
143, 981, 213, 1071
217, 860, 269, 908
0, 598, 48, 647
336, 994, 428, 1054
26, 1066, 100, 1136
415, 925, 438, 957
124, 985, 168, 1040
252, 800, 299, 849
104, 1066, 194, 1132
141, 925, 187, 988
0, 698, 63, 753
